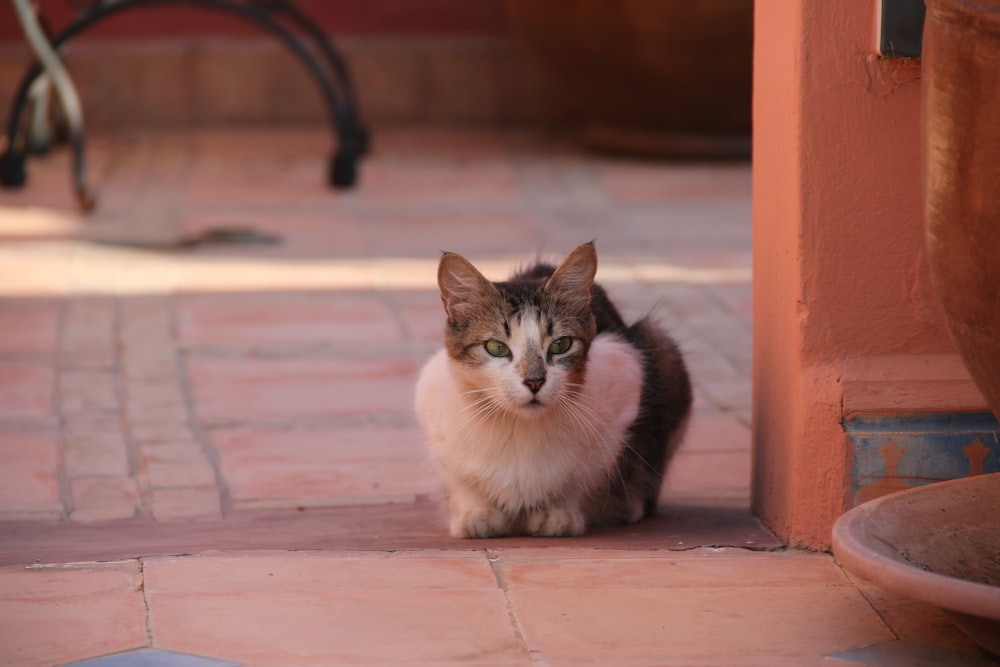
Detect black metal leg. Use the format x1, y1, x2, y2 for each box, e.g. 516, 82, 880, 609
0, 62, 46, 189
263, 1, 370, 186
265, 1, 370, 151
0, 0, 369, 209
3, 0, 95, 209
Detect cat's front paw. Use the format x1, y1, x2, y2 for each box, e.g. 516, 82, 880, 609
526, 506, 586, 537
450, 507, 513, 538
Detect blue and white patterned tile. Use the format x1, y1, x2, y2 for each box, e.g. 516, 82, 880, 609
846, 412, 1000, 505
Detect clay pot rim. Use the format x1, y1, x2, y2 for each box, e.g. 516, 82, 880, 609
832, 473, 1000, 619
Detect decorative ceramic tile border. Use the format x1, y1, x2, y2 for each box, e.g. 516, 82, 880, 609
846, 412, 1000, 506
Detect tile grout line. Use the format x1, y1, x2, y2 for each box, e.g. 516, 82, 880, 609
139, 557, 155, 649
113, 296, 143, 493
114, 295, 150, 522
833, 561, 902, 642
169, 293, 233, 517
52, 296, 75, 521
486, 549, 549, 666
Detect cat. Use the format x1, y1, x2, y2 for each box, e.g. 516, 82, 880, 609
414, 242, 692, 538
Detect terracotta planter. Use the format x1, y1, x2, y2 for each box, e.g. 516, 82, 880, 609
832, 474, 1000, 656
505, 0, 752, 157
923, 0, 1000, 417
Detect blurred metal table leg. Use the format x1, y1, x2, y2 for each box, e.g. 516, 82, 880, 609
2, 0, 96, 210
0, 0, 369, 212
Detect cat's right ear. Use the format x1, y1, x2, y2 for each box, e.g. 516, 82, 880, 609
545, 242, 597, 310
438, 252, 496, 322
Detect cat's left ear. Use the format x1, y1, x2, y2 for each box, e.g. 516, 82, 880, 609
545, 242, 597, 308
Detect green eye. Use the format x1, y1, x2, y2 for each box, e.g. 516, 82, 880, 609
548, 337, 572, 355
485, 340, 511, 357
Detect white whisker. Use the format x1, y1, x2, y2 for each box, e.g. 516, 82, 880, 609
553, 390, 633, 506
456, 391, 503, 434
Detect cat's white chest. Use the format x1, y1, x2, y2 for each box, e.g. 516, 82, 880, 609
415, 333, 643, 512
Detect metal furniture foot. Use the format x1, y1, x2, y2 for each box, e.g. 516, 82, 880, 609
0, 0, 369, 211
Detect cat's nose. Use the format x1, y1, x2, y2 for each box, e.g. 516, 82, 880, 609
523, 377, 545, 394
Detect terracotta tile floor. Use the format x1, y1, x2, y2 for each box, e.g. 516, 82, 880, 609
0, 128, 985, 666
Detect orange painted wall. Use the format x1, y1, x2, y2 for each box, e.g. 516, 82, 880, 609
752, 1, 984, 549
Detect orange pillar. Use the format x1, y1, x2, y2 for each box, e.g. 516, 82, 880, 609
752, 2, 971, 549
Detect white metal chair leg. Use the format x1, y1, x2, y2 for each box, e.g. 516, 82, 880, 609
11, 0, 95, 210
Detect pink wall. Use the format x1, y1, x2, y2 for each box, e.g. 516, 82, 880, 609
753, 2, 984, 548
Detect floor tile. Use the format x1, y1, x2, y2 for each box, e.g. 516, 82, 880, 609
185, 161, 334, 209
0, 245, 73, 297
542, 658, 827, 667
681, 413, 752, 453
0, 430, 63, 520
709, 282, 753, 324
59, 368, 120, 418
595, 162, 752, 203
147, 487, 223, 522
664, 449, 752, 500
145, 551, 497, 590
175, 292, 404, 348
0, 205, 81, 240
508, 581, 891, 662
361, 210, 544, 257
0, 561, 147, 667
69, 476, 140, 523
145, 553, 526, 665
208, 424, 437, 509
696, 375, 754, 411
186, 356, 421, 423
391, 294, 448, 345
613, 201, 753, 260
63, 427, 131, 478
354, 161, 522, 208
844, 574, 984, 651
179, 209, 370, 259
0, 302, 60, 355
142, 457, 218, 489
170, 255, 375, 293
0, 361, 54, 421
57, 296, 117, 368
494, 549, 848, 589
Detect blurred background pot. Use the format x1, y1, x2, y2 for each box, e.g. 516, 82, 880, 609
505, 0, 753, 158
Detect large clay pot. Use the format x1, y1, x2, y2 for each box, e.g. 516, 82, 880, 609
923, 0, 1000, 417
505, 0, 752, 157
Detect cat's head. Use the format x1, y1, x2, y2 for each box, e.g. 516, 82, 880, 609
436, 242, 599, 417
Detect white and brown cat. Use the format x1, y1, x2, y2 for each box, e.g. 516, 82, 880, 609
415, 242, 691, 537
